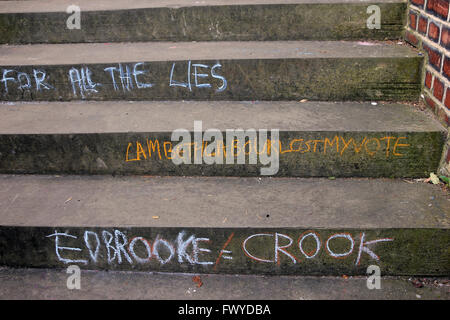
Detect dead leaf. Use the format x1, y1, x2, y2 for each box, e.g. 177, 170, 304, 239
192, 275, 203, 288
411, 279, 424, 288
429, 173, 440, 185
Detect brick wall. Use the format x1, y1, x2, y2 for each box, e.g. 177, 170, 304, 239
405, 0, 450, 175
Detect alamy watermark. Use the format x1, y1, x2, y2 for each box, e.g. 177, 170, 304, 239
366, 265, 381, 289
66, 5, 81, 30
66, 265, 81, 290
367, 5, 381, 30
171, 121, 280, 175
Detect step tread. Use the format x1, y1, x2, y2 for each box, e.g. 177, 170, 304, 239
0, 41, 419, 67
0, 0, 407, 13
0, 101, 444, 134
0, 267, 447, 300
0, 175, 448, 229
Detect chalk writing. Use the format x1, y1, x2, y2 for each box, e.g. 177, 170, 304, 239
1, 61, 227, 97
46, 231, 88, 265
325, 233, 354, 258
1, 68, 53, 93
169, 62, 227, 92
125, 135, 411, 163
213, 232, 235, 271
69, 67, 100, 98
46, 229, 394, 268
298, 231, 321, 259
171, 123, 280, 175
104, 62, 153, 92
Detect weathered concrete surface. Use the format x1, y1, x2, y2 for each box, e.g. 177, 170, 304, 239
0, 41, 422, 101
0, 40, 420, 65
0, 227, 448, 276
0, 132, 444, 177
0, 175, 448, 275
0, 0, 409, 13
0, 101, 444, 177
0, 175, 448, 228
0, 101, 442, 134
0, 267, 448, 300
0, 0, 406, 44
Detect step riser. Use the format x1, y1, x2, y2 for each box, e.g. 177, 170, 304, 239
0, 3, 406, 44
0, 131, 444, 177
0, 57, 422, 101
0, 226, 447, 276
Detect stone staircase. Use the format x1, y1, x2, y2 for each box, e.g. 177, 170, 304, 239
0, 0, 448, 298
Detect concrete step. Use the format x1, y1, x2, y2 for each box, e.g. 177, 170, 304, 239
0, 0, 407, 44
0, 267, 448, 300
0, 101, 445, 177
0, 175, 448, 276
0, 41, 422, 101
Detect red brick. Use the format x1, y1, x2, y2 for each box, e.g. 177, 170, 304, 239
444, 87, 450, 109
441, 26, 450, 49
425, 71, 433, 89
405, 30, 420, 46
418, 16, 428, 35
423, 44, 443, 71
433, 77, 445, 101
437, 106, 450, 126
443, 56, 450, 80
428, 21, 441, 42
427, 0, 449, 20
411, 0, 425, 7
409, 11, 418, 30
424, 94, 436, 110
